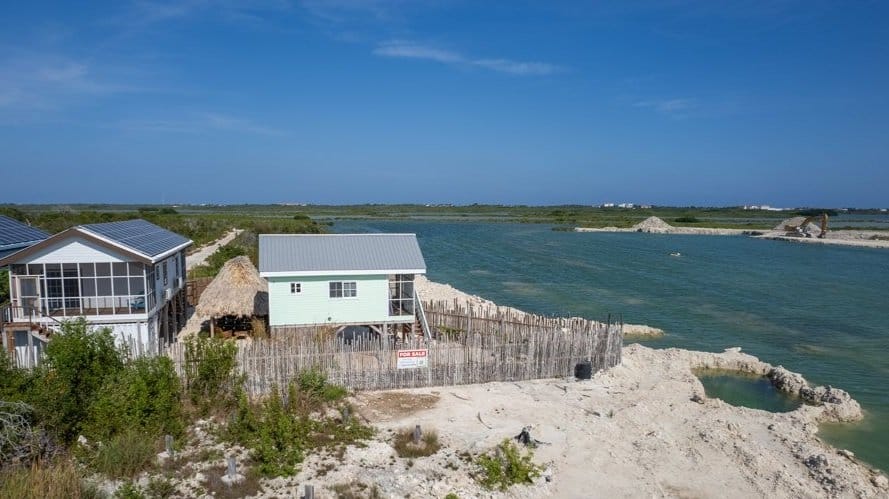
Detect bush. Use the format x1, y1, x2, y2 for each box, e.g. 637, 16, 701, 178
183, 337, 240, 413
0, 458, 101, 499
475, 439, 542, 491
84, 356, 183, 442
296, 369, 348, 404
227, 380, 372, 478
86, 429, 158, 478
32, 319, 123, 444
673, 216, 700, 223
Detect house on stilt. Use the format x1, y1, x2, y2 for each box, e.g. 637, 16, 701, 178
0, 219, 192, 364
258, 233, 430, 339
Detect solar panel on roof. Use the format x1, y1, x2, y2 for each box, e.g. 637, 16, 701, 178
80, 219, 191, 258
0, 215, 49, 247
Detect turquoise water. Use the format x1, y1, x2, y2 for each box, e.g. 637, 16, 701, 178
332, 220, 889, 471
695, 370, 804, 413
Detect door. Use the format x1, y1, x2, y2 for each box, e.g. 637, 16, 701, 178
14, 276, 41, 321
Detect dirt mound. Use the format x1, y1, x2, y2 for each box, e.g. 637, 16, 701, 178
775, 216, 822, 236
632, 216, 674, 233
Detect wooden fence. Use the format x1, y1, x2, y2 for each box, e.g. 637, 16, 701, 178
186, 277, 213, 307
166, 301, 623, 396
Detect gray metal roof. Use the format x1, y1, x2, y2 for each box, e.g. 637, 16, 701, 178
259, 234, 426, 274
80, 219, 191, 258
0, 215, 48, 255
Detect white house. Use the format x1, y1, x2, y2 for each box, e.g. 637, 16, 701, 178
0, 219, 192, 363
258, 233, 429, 338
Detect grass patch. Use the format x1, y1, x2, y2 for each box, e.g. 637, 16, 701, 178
0, 458, 101, 499
330, 481, 382, 499
85, 429, 158, 478
202, 463, 262, 499
392, 427, 441, 458
474, 439, 542, 491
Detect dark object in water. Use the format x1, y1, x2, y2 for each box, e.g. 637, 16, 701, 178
574, 361, 592, 380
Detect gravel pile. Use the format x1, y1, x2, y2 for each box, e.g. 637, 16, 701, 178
632, 216, 675, 233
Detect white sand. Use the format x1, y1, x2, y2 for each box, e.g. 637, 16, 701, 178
332, 344, 885, 498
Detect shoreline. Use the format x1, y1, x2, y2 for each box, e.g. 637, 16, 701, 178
405, 276, 888, 496
415, 275, 665, 337
574, 226, 889, 249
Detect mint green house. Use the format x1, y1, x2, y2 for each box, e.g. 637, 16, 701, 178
259, 234, 429, 337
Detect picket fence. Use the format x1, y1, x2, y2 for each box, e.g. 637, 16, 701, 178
166, 301, 623, 396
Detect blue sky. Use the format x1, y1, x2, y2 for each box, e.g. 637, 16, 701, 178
1, 1, 887, 207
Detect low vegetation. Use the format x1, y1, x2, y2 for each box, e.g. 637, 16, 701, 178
392, 427, 441, 458
225, 370, 372, 477
474, 439, 542, 491
0, 318, 370, 494
0, 458, 101, 499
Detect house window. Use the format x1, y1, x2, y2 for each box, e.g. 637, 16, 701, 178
291, 283, 301, 294
163, 261, 168, 286
329, 281, 357, 298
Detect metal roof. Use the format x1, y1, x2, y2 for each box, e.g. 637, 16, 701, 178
0, 215, 49, 256
259, 233, 426, 275
80, 219, 192, 258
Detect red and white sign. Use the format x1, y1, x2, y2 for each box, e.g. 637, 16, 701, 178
396, 349, 428, 369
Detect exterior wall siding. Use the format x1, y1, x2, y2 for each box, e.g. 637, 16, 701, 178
268, 274, 409, 327
24, 236, 131, 264
149, 250, 186, 316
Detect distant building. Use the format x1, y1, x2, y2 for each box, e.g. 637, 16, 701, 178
1, 219, 192, 363
743, 205, 788, 211
602, 203, 615, 208
618, 203, 635, 209
259, 233, 429, 338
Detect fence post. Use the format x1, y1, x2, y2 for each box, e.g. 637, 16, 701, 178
413, 424, 422, 444
304, 484, 314, 499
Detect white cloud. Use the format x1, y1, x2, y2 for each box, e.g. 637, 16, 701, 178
0, 53, 136, 111
373, 41, 461, 63
633, 98, 697, 115
373, 40, 561, 76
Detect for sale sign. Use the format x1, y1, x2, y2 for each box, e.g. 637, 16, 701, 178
396, 349, 428, 369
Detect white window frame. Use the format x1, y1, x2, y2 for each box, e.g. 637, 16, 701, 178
329, 281, 357, 299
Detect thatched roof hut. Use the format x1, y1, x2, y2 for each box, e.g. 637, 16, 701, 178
196, 256, 268, 319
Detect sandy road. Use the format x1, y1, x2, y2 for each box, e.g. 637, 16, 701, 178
186, 228, 243, 270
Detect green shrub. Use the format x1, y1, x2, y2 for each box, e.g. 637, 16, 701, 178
296, 369, 348, 404
674, 216, 700, 223
183, 337, 240, 413
32, 319, 124, 444
0, 351, 33, 402
251, 390, 305, 477
84, 356, 183, 442
0, 458, 102, 499
87, 429, 158, 478
145, 477, 176, 499
227, 381, 372, 478
475, 439, 542, 491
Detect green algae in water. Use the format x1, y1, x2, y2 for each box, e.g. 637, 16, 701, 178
695, 370, 803, 413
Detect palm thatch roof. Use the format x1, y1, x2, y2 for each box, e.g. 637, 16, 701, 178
196, 256, 269, 318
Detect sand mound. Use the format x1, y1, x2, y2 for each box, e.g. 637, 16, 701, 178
632, 216, 674, 233
775, 216, 822, 236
